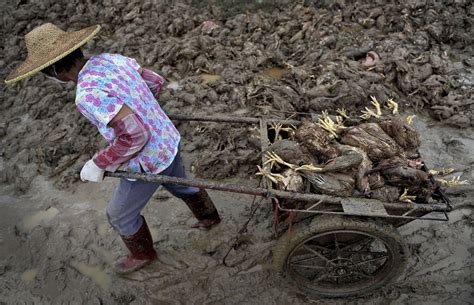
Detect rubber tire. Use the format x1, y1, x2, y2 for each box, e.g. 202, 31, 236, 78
272, 215, 408, 298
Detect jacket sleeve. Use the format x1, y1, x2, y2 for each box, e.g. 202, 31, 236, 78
140, 68, 166, 97
93, 113, 151, 172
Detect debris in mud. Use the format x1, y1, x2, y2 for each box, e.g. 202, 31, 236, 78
1, 0, 472, 193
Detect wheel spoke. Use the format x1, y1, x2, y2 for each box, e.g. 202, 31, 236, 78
312, 272, 329, 282
352, 255, 388, 266
340, 237, 374, 257
302, 245, 335, 266
353, 269, 374, 279
358, 237, 375, 251
290, 255, 320, 264
345, 251, 387, 256
305, 241, 332, 252
290, 263, 325, 269
334, 233, 341, 258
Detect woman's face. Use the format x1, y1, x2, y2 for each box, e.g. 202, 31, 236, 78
42, 65, 69, 83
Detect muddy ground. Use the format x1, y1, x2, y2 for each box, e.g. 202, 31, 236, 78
0, 117, 473, 304
0, 0, 473, 304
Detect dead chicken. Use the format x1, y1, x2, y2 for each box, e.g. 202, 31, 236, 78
366, 156, 437, 202
264, 151, 322, 172
367, 171, 385, 190
266, 139, 315, 166
295, 120, 375, 196
398, 188, 417, 203
336, 107, 350, 119
381, 165, 429, 187
378, 117, 420, 154
428, 167, 455, 176
256, 166, 306, 192
437, 176, 468, 186
321, 143, 364, 172
256, 165, 285, 185
294, 119, 339, 163
369, 185, 400, 202
381, 166, 438, 203
279, 169, 306, 192
316, 113, 345, 138
340, 122, 402, 161
360, 97, 403, 120
353, 147, 373, 196
386, 98, 399, 115
371, 155, 422, 172
268, 122, 295, 142
300, 171, 355, 197
360, 96, 383, 119
319, 143, 372, 196
406, 115, 416, 125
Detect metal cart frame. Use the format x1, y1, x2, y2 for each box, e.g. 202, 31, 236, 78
105, 114, 453, 298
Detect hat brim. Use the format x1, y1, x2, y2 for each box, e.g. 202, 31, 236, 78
5, 24, 101, 85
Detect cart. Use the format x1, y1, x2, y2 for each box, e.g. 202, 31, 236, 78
106, 114, 452, 298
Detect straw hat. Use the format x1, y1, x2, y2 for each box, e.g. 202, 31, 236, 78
5, 23, 100, 84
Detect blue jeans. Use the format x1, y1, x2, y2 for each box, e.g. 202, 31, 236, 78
106, 150, 199, 236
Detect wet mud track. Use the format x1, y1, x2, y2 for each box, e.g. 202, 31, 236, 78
0, 117, 473, 304
0, 0, 473, 304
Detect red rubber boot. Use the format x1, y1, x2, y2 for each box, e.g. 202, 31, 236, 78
181, 189, 221, 229
114, 216, 157, 274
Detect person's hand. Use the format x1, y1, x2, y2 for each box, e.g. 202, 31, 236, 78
80, 159, 105, 182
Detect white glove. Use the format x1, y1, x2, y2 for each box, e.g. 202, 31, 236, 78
80, 159, 105, 182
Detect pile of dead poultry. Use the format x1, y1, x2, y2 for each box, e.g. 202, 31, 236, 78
259, 97, 467, 203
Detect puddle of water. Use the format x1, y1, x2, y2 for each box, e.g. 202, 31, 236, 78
21, 268, 38, 282
20, 207, 59, 231
263, 67, 288, 80
200, 74, 220, 84
70, 261, 111, 290
97, 223, 110, 237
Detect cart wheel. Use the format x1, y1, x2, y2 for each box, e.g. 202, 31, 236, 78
272, 216, 408, 298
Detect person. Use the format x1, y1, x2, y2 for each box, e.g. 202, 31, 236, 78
5, 23, 221, 273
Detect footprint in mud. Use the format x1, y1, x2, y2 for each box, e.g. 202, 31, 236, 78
70, 261, 111, 290
19, 207, 59, 231
20, 268, 38, 282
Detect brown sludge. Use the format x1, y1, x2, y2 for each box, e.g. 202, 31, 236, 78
1, 1, 472, 304
2, 0, 472, 191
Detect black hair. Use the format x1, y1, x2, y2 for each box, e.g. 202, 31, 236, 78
42, 48, 84, 74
